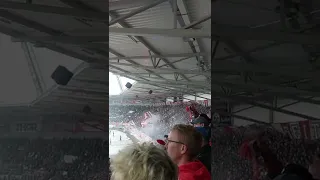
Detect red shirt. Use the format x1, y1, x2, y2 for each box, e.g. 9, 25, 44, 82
178, 160, 211, 180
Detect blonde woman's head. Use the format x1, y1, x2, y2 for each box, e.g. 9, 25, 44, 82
110, 142, 178, 180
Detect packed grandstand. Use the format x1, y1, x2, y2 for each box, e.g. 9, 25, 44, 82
109, 101, 320, 180
0, 101, 318, 180
0, 0, 319, 179
0, 138, 109, 180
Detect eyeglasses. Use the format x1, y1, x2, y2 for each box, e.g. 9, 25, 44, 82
166, 139, 185, 145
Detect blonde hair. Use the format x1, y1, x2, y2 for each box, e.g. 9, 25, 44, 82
171, 124, 203, 158
110, 142, 178, 180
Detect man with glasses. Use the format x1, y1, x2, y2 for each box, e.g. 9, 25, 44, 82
166, 124, 211, 180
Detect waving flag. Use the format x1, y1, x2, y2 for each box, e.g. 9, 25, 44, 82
144, 111, 152, 120
141, 111, 153, 127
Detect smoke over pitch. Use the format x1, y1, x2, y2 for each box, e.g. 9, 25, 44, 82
139, 112, 188, 139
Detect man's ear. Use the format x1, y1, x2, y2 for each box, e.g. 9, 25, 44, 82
181, 145, 187, 154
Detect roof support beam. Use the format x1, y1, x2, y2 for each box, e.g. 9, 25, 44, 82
214, 42, 281, 61
157, 56, 195, 68
109, 25, 320, 44
263, 94, 320, 106
57, 0, 188, 82
109, 52, 207, 60
213, 91, 320, 121
277, 96, 314, 109
173, 0, 209, 69
53, 95, 106, 102
109, 12, 191, 81
212, 78, 320, 97
210, 61, 315, 78
109, 62, 210, 76
0, 9, 60, 35
109, 65, 151, 82
53, 94, 107, 101
109, 0, 160, 11
215, 23, 320, 61
224, 40, 256, 63
0, 1, 109, 20
109, 70, 210, 99
58, 87, 108, 96
0, 9, 111, 62
56, 1, 191, 82
115, 75, 124, 92
109, 27, 210, 38
110, 66, 207, 96
212, 107, 270, 125
212, 24, 320, 45
43, 98, 106, 105
109, 48, 167, 80
183, 14, 211, 29
76, 77, 209, 89
110, 72, 209, 94
211, 78, 320, 101
109, 0, 167, 26
10, 33, 109, 49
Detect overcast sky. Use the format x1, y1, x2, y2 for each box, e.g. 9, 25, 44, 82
109, 72, 135, 95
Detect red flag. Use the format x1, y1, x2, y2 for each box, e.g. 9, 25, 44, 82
299, 120, 311, 140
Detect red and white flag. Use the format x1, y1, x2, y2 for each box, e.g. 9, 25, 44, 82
144, 111, 152, 120
141, 112, 153, 127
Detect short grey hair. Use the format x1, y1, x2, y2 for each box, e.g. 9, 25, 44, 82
110, 142, 178, 180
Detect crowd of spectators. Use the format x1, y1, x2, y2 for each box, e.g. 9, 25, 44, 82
110, 104, 210, 141
0, 138, 108, 180
109, 104, 210, 126
211, 124, 320, 180
4, 103, 317, 180
0, 104, 209, 180
110, 104, 320, 180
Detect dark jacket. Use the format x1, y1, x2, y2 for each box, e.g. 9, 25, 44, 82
197, 144, 211, 174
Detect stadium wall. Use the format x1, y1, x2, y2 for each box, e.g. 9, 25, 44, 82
1, 132, 107, 139
0, 115, 107, 138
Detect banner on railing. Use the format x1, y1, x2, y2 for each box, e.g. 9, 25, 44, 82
14, 122, 41, 133
274, 120, 320, 140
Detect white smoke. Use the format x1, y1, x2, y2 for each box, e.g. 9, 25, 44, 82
140, 113, 162, 138
139, 112, 189, 139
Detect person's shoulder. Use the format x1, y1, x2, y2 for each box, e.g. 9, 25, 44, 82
179, 173, 210, 180
179, 175, 211, 180
179, 164, 211, 180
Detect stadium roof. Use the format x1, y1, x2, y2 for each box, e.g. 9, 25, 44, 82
108, 0, 211, 102
109, 72, 136, 96
0, 0, 319, 123
0, 0, 211, 118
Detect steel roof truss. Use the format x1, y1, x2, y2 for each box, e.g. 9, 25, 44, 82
0, 1, 109, 20
109, 12, 191, 81
109, 0, 167, 26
